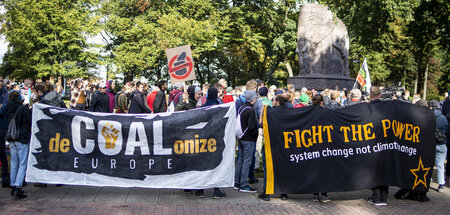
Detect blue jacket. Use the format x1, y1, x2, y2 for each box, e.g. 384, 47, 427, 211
435, 109, 448, 145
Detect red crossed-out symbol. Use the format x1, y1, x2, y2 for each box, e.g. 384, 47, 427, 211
169, 52, 193, 80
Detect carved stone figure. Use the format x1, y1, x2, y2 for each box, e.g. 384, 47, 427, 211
288, 4, 354, 90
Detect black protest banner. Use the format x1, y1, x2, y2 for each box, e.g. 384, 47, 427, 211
263, 100, 435, 194
26, 103, 236, 189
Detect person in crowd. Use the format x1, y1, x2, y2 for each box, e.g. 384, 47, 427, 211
253, 87, 272, 175
191, 86, 227, 199
325, 90, 342, 110
69, 79, 87, 110
169, 82, 184, 108
0, 80, 10, 187
412, 93, 421, 104
89, 83, 110, 113
367, 86, 389, 206
202, 87, 220, 107
442, 91, 450, 180
222, 87, 234, 103
105, 80, 116, 113
115, 83, 132, 113
394, 99, 430, 202
41, 82, 66, 108
86, 83, 97, 109
0, 91, 31, 199
312, 94, 324, 107
294, 94, 309, 108
213, 83, 224, 104
128, 82, 151, 114
147, 86, 159, 112
439, 92, 448, 109
234, 90, 259, 193
199, 83, 210, 105
429, 100, 448, 192
175, 85, 201, 111
153, 80, 167, 113
346, 89, 362, 107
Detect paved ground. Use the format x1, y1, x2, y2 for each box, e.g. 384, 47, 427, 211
0, 179, 449, 215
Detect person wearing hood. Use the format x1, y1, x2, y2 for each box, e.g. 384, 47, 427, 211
105, 80, 116, 113
89, 83, 110, 113
175, 85, 201, 111
430, 100, 448, 192
128, 82, 151, 114
201, 87, 220, 107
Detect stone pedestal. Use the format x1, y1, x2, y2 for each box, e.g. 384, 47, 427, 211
291, 4, 354, 91
288, 74, 354, 91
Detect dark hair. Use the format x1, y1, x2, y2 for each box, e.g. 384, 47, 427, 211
35, 85, 46, 94
136, 82, 143, 88
275, 94, 289, 106
312, 94, 323, 106
157, 80, 167, 89
8, 91, 20, 102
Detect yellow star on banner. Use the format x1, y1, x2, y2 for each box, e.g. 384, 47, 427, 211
410, 157, 431, 190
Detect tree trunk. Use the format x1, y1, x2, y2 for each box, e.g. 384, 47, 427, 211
423, 62, 428, 100
413, 70, 419, 94
285, 60, 293, 77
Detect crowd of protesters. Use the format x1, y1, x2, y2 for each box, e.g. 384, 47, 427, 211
0, 77, 448, 206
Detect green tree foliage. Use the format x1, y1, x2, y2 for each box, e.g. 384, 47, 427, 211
0, 0, 101, 79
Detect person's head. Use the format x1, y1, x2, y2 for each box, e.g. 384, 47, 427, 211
404, 90, 410, 100
13, 84, 20, 91
415, 99, 428, 107
0, 81, 3, 90
275, 94, 289, 106
99, 83, 107, 92
299, 94, 309, 105
350, 89, 362, 101
370, 86, 381, 102
136, 82, 144, 92
202, 83, 210, 94
157, 80, 167, 91
35, 85, 46, 97
428, 100, 440, 110
8, 91, 21, 103
246, 80, 257, 92
259, 87, 268, 97
330, 90, 340, 101
287, 92, 295, 103
218, 78, 227, 89
312, 94, 324, 106
173, 82, 184, 90
445, 91, 449, 99
214, 83, 224, 97
287, 84, 294, 92
207, 87, 218, 100
187, 85, 202, 101
301, 87, 308, 94
244, 90, 257, 105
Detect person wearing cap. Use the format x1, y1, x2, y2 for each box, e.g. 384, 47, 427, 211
429, 100, 448, 192
295, 94, 310, 108
169, 82, 184, 107
234, 90, 259, 193
89, 83, 110, 113
346, 89, 362, 107
175, 86, 201, 111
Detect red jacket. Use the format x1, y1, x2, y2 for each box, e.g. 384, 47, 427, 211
147, 91, 158, 112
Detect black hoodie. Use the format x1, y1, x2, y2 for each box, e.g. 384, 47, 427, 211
129, 90, 151, 114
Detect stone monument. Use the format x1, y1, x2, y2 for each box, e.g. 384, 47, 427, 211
288, 4, 354, 90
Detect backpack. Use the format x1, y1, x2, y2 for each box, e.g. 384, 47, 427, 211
436, 129, 446, 143
235, 106, 251, 139
6, 111, 19, 142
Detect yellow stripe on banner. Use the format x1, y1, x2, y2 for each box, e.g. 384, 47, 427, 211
263, 106, 275, 194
